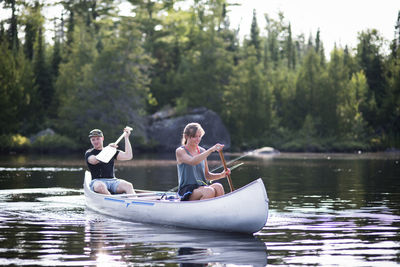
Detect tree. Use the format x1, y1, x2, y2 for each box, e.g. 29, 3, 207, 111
56, 16, 152, 144
33, 24, 53, 118
4, 0, 19, 52
161, 0, 234, 114
223, 45, 271, 147
338, 71, 368, 140
286, 23, 295, 69
22, 1, 40, 60
356, 29, 386, 130
291, 48, 324, 132
0, 38, 36, 134
54, 18, 98, 139
380, 11, 400, 146
249, 9, 261, 61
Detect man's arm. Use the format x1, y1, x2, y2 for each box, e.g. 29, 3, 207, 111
116, 127, 133, 161
87, 155, 101, 165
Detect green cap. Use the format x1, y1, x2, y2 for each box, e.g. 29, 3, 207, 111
88, 129, 103, 138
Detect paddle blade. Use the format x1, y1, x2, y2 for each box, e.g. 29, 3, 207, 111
95, 146, 117, 163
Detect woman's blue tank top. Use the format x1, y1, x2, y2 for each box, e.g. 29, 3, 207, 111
177, 147, 207, 188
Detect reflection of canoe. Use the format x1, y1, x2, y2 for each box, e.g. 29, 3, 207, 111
83, 171, 269, 234
85, 212, 268, 265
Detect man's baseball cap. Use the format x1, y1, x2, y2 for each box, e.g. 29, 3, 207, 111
88, 129, 103, 138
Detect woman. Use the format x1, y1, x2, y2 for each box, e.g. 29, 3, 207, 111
176, 122, 231, 201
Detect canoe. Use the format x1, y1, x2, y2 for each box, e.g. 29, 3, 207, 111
83, 171, 269, 234
249, 146, 280, 159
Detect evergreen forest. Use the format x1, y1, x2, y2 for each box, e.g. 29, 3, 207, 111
1, 0, 399, 153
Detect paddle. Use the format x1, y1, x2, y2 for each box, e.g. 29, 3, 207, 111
114, 191, 175, 198
219, 150, 235, 192
96, 127, 132, 163
211, 151, 252, 172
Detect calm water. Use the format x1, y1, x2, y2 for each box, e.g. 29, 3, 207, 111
0, 152, 399, 266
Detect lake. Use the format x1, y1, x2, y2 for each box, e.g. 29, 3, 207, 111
0, 152, 399, 266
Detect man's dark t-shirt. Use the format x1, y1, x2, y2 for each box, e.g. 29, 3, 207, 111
85, 148, 120, 178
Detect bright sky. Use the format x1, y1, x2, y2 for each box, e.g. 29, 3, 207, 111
228, 0, 400, 56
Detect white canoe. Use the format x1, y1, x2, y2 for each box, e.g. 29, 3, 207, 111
83, 171, 269, 234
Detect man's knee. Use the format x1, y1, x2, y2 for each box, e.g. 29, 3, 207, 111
93, 182, 109, 194
118, 180, 134, 194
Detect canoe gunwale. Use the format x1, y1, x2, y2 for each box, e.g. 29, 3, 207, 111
84, 171, 268, 204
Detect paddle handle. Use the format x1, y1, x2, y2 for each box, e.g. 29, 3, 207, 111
114, 133, 125, 145
113, 126, 133, 145
219, 150, 235, 192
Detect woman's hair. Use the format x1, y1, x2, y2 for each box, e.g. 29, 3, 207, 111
181, 123, 205, 145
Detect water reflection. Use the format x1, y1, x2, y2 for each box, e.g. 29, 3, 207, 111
0, 152, 399, 266
84, 210, 268, 266
0, 187, 267, 266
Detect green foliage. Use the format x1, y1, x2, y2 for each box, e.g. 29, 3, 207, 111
31, 134, 78, 153
338, 71, 369, 139
0, 38, 36, 135
292, 48, 325, 131
55, 16, 151, 145
0, 134, 31, 152
0, 1, 399, 153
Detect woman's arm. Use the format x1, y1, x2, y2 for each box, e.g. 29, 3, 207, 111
176, 144, 223, 166
204, 159, 231, 181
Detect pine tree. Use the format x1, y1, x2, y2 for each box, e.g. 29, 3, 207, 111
249, 9, 261, 62
356, 29, 386, 130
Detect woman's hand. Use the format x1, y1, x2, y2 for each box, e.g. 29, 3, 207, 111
212, 143, 224, 152
225, 168, 231, 176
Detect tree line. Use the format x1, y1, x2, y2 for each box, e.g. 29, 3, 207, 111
1, 0, 399, 152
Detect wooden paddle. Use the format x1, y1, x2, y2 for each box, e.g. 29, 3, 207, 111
96, 127, 132, 163
212, 151, 251, 172
219, 150, 235, 192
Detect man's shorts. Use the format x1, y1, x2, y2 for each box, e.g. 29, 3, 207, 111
90, 178, 121, 194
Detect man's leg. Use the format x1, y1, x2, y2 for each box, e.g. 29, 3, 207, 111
116, 180, 135, 194
92, 181, 111, 195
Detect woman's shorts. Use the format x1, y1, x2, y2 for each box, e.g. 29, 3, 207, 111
90, 178, 121, 194
178, 184, 200, 201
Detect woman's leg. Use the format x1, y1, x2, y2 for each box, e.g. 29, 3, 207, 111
189, 186, 216, 200
210, 183, 224, 197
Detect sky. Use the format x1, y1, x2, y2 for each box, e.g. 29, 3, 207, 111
1, 0, 399, 58
227, 0, 400, 56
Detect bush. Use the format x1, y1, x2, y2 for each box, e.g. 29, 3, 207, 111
280, 137, 326, 152
0, 134, 31, 152
31, 134, 79, 153
330, 140, 370, 152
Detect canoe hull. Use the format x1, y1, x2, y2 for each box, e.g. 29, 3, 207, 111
84, 171, 268, 234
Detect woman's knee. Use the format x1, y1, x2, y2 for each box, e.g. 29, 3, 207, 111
212, 183, 224, 196
202, 187, 216, 199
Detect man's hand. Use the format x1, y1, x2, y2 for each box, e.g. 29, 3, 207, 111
124, 126, 132, 137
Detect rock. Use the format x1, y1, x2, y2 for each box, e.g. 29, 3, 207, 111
147, 108, 231, 152
150, 106, 176, 122
29, 128, 55, 143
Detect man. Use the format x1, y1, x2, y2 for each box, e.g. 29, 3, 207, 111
85, 127, 135, 195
